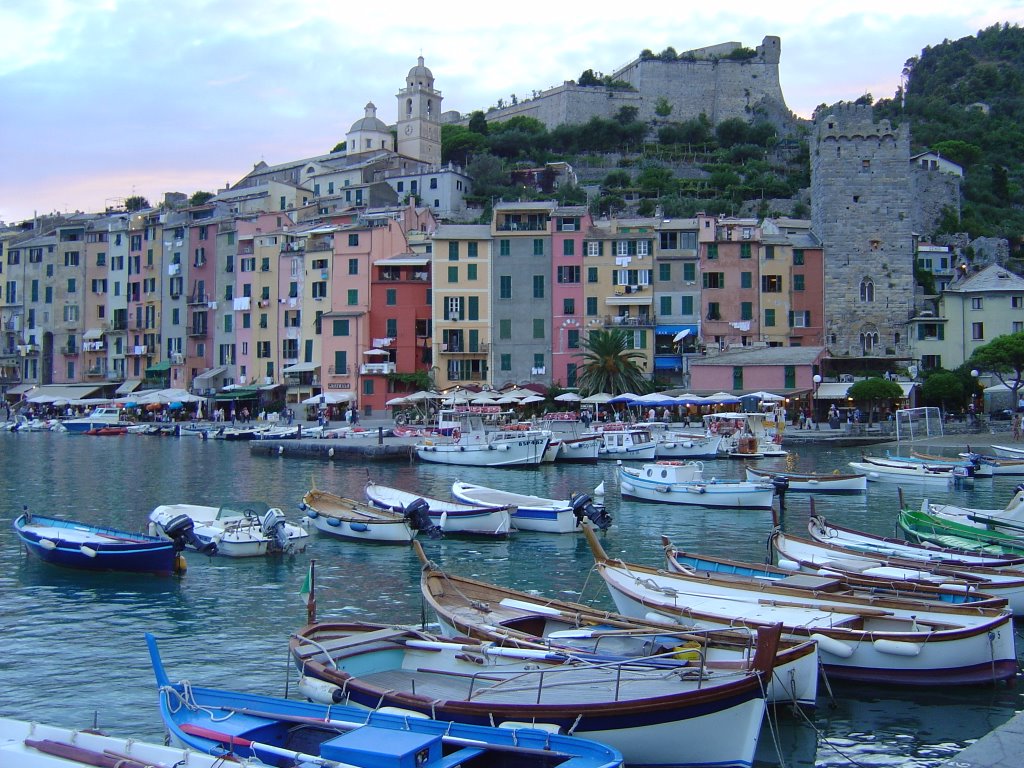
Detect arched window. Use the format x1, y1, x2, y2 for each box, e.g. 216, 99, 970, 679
860, 331, 880, 354
894, 332, 901, 347
860, 278, 874, 302
406, 98, 412, 117
427, 99, 433, 118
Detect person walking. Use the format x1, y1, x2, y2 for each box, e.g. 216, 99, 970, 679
1013, 412, 1021, 442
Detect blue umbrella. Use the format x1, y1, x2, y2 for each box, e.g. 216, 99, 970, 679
123, 401, 138, 408
168, 402, 183, 410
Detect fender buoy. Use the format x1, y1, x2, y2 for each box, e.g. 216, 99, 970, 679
452, 428, 461, 443
709, 422, 719, 434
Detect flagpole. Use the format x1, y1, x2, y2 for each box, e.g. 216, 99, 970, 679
307, 559, 317, 625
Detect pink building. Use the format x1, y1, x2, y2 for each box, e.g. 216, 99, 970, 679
550, 206, 590, 389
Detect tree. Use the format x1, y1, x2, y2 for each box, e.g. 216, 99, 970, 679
124, 195, 150, 212
575, 329, 650, 396
578, 68, 601, 87
920, 371, 964, 415
654, 97, 673, 118
847, 377, 903, 424
614, 106, 639, 125
467, 111, 489, 135
968, 331, 1024, 412
189, 191, 214, 206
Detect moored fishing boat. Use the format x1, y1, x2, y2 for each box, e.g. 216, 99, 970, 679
415, 410, 550, 467
960, 451, 1024, 476
923, 485, 1024, 539
413, 541, 819, 708
61, 406, 130, 434
587, 424, 658, 460
301, 488, 433, 543
744, 465, 867, 493
703, 412, 786, 458
148, 633, 624, 768
149, 501, 310, 557
891, 450, 992, 477
770, 527, 1024, 614
584, 527, 1017, 686
451, 480, 612, 533
13, 508, 188, 575
619, 460, 776, 508
654, 431, 723, 459
364, 480, 514, 538
849, 456, 964, 485
991, 444, 1024, 459
899, 506, 1024, 557
289, 620, 780, 768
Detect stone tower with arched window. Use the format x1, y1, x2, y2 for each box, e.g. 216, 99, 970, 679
396, 56, 442, 166
810, 102, 914, 359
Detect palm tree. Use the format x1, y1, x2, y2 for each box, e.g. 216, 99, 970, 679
575, 329, 651, 396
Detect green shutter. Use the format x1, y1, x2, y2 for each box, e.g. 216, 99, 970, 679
468, 296, 479, 320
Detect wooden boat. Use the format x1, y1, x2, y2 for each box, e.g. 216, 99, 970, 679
960, 451, 1024, 476
587, 424, 658, 460
12, 509, 185, 575
301, 489, 430, 543
848, 457, 964, 485
891, 450, 992, 477
897, 506, 1024, 558
84, 425, 128, 436
924, 486, 1024, 540
413, 541, 820, 708
451, 480, 612, 533
744, 465, 867, 493
991, 444, 1024, 459
149, 501, 310, 557
619, 461, 775, 508
415, 410, 550, 467
770, 527, 1024, 615
147, 633, 623, 768
666, 537, 1005, 610
0, 717, 265, 768
289, 621, 780, 768
653, 431, 723, 459
364, 480, 514, 538
807, 511, 1024, 569
583, 526, 1017, 686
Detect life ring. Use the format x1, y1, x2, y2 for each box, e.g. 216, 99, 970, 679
709, 422, 719, 434
452, 428, 461, 443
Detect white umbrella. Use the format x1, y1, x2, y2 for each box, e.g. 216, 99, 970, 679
363, 348, 390, 356
520, 395, 545, 404
470, 394, 499, 405
581, 392, 614, 404
301, 392, 354, 405
386, 396, 410, 406
405, 390, 441, 402
672, 329, 691, 343
554, 392, 582, 402
495, 396, 519, 405
500, 388, 534, 400
706, 391, 742, 404
744, 390, 785, 402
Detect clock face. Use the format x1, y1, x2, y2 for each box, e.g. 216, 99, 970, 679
404, 125, 413, 135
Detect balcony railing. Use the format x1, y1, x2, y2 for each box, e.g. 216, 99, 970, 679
605, 314, 656, 327
327, 365, 352, 375
188, 292, 209, 305
360, 362, 397, 375
440, 342, 489, 355
110, 319, 128, 331
85, 366, 105, 377
60, 345, 79, 356
188, 326, 209, 337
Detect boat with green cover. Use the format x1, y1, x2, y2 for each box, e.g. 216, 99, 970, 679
898, 506, 1024, 557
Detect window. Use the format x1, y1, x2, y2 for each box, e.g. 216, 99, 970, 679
240, 257, 255, 272
586, 296, 598, 316
567, 363, 577, 387
562, 240, 575, 256
680, 295, 693, 315
971, 297, 983, 310
346, 258, 358, 275
659, 263, 671, 281
533, 319, 545, 339
706, 244, 718, 259
1015, 322, 1024, 333
587, 267, 599, 283
67, 278, 77, 293
467, 296, 479, 321
740, 243, 752, 259
586, 241, 601, 257
568, 329, 580, 349
861, 278, 874, 302
467, 264, 477, 280
499, 276, 512, 299
660, 295, 672, 315
793, 274, 805, 291
448, 242, 459, 260
334, 350, 347, 373
467, 242, 478, 258
348, 234, 359, 247
793, 249, 804, 265
784, 366, 796, 389
702, 272, 724, 289
499, 239, 510, 256
312, 281, 327, 299
972, 322, 985, 340
347, 289, 358, 305
764, 308, 776, 327
500, 354, 511, 371
761, 275, 783, 293
683, 262, 696, 282
447, 296, 463, 320
563, 298, 576, 315
921, 354, 942, 370
333, 319, 350, 336
789, 311, 812, 328
64, 250, 80, 267
764, 245, 775, 260
429, 177, 437, 189
918, 323, 944, 340
707, 302, 721, 320
733, 366, 743, 390
741, 272, 752, 289
741, 302, 752, 321
386, 288, 397, 306
448, 266, 458, 283
534, 239, 544, 256
534, 353, 545, 369
499, 319, 512, 339
1013, 296, 1024, 309
557, 266, 580, 283
533, 276, 544, 298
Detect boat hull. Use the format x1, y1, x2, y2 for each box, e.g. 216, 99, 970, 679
451, 480, 592, 533
303, 490, 416, 543
619, 465, 774, 509
744, 467, 866, 493
364, 482, 513, 538
416, 437, 548, 467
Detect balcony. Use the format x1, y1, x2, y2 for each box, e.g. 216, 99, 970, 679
127, 345, 148, 356
60, 345, 79, 356
360, 362, 396, 375
188, 292, 209, 305
85, 366, 106, 378
440, 342, 488, 356
188, 325, 209, 338
0, 346, 18, 359
605, 314, 655, 328
18, 344, 39, 356
327, 365, 352, 376
110, 319, 128, 331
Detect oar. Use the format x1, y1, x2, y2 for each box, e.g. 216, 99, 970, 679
965, 513, 1024, 536
757, 598, 894, 617
179, 723, 348, 768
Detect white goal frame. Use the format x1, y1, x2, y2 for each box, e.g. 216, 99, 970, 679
895, 406, 944, 442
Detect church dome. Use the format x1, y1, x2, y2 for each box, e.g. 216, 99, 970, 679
406, 56, 434, 88
349, 102, 389, 133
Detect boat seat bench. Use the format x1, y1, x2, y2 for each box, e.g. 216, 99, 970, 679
294, 628, 410, 659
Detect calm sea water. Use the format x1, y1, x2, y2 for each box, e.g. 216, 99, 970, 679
1, 430, 1022, 767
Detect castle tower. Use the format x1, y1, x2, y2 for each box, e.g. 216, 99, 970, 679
811, 103, 914, 360
396, 56, 442, 165
345, 102, 393, 157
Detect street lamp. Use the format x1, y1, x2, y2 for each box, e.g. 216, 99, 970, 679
812, 374, 822, 430
971, 369, 980, 424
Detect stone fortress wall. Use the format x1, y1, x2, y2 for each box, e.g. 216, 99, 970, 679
450, 36, 789, 129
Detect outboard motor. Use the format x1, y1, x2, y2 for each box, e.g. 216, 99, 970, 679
162, 513, 218, 556
261, 507, 291, 552
771, 476, 790, 514
404, 497, 443, 539
570, 492, 612, 531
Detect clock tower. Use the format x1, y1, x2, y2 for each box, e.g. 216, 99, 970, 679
396, 56, 442, 165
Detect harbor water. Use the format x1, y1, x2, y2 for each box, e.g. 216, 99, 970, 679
2, 430, 1023, 767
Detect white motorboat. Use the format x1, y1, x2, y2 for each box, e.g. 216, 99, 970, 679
849, 456, 965, 485
149, 501, 310, 557
588, 424, 657, 460
364, 481, 514, 537
991, 444, 1024, 458
961, 451, 1024, 476
744, 465, 867, 493
61, 407, 129, 434
451, 480, 612, 533
554, 433, 602, 462
654, 430, 723, 459
896, 450, 993, 477
619, 460, 776, 508
415, 410, 549, 467
584, 527, 1017, 687
703, 412, 787, 458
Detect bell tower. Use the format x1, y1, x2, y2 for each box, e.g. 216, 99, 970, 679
396, 56, 442, 165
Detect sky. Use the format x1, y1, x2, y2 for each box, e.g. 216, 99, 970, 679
2, 0, 1022, 225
